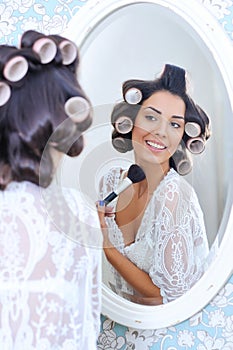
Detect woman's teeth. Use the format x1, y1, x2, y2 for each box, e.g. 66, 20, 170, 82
146, 140, 166, 149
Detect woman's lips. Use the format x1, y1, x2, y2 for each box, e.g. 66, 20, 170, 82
145, 140, 167, 150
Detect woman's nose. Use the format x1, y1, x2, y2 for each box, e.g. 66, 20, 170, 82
153, 119, 168, 138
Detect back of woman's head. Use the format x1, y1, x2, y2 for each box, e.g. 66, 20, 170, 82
0, 30, 92, 189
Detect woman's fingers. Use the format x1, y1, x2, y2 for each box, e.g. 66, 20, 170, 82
105, 205, 115, 217
96, 200, 105, 212
96, 201, 108, 228
95, 200, 112, 247
96, 201, 114, 217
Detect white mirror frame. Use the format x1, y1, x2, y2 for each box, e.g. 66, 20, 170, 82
64, 0, 233, 329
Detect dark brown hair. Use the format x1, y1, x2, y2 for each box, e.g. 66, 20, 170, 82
111, 64, 211, 174
0, 30, 92, 189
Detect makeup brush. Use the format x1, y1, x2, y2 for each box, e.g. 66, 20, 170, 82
103, 164, 146, 205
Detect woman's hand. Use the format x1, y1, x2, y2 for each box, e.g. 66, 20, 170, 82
96, 200, 114, 248
96, 200, 161, 299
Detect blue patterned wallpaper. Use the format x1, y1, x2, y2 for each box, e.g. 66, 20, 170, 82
0, 0, 233, 349
99, 277, 233, 349
0, 0, 233, 45
0, 0, 88, 45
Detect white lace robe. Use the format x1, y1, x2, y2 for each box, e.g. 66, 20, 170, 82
0, 180, 102, 350
100, 167, 209, 303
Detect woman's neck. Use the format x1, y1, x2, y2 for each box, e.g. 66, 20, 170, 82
133, 158, 170, 196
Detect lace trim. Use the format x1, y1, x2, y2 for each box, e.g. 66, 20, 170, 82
100, 167, 209, 302
0, 181, 101, 349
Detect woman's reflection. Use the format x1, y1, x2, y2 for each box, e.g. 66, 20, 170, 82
97, 64, 211, 305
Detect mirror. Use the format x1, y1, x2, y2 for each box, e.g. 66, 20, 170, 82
62, 0, 233, 328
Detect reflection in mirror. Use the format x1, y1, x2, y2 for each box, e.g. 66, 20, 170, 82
76, 2, 231, 248
98, 64, 212, 306
62, 0, 233, 328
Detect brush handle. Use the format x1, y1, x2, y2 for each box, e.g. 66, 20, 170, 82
115, 177, 132, 194
103, 177, 132, 205
103, 192, 117, 205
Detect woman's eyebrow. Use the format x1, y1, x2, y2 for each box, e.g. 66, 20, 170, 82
146, 106, 185, 119
172, 115, 185, 120
146, 106, 161, 114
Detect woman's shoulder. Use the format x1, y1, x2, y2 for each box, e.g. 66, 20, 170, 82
166, 168, 195, 190
44, 184, 102, 247
41, 183, 98, 225
158, 168, 197, 200
54, 185, 97, 217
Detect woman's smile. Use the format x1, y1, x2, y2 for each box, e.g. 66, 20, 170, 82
145, 139, 167, 151
132, 90, 185, 167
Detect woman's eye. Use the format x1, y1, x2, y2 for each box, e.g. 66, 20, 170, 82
171, 122, 180, 128
145, 115, 157, 121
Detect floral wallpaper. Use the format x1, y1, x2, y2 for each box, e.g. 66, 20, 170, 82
0, 0, 233, 349
0, 0, 88, 45
99, 277, 233, 349
0, 0, 233, 45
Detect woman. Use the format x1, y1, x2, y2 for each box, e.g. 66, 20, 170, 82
0, 30, 102, 349
97, 64, 211, 305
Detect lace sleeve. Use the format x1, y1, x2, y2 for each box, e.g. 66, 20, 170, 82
149, 177, 209, 303
81, 247, 102, 349
98, 167, 122, 199
0, 182, 102, 349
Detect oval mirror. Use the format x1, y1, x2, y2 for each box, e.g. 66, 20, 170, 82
62, 0, 233, 328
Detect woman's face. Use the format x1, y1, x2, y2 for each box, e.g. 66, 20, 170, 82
132, 90, 185, 169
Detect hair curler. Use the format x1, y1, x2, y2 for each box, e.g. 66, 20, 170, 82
115, 115, 134, 134
3, 56, 28, 82
124, 87, 142, 104
0, 82, 11, 106
186, 136, 205, 154
32, 37, 57, 64
59, 40, 77, 65
185, 122, 201, 138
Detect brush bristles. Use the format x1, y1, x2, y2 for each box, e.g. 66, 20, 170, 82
127, 164, 146, 183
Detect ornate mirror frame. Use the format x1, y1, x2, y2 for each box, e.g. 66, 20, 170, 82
63, 0, 233, 329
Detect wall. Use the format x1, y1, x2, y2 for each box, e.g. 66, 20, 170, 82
0, 0, 233, 349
